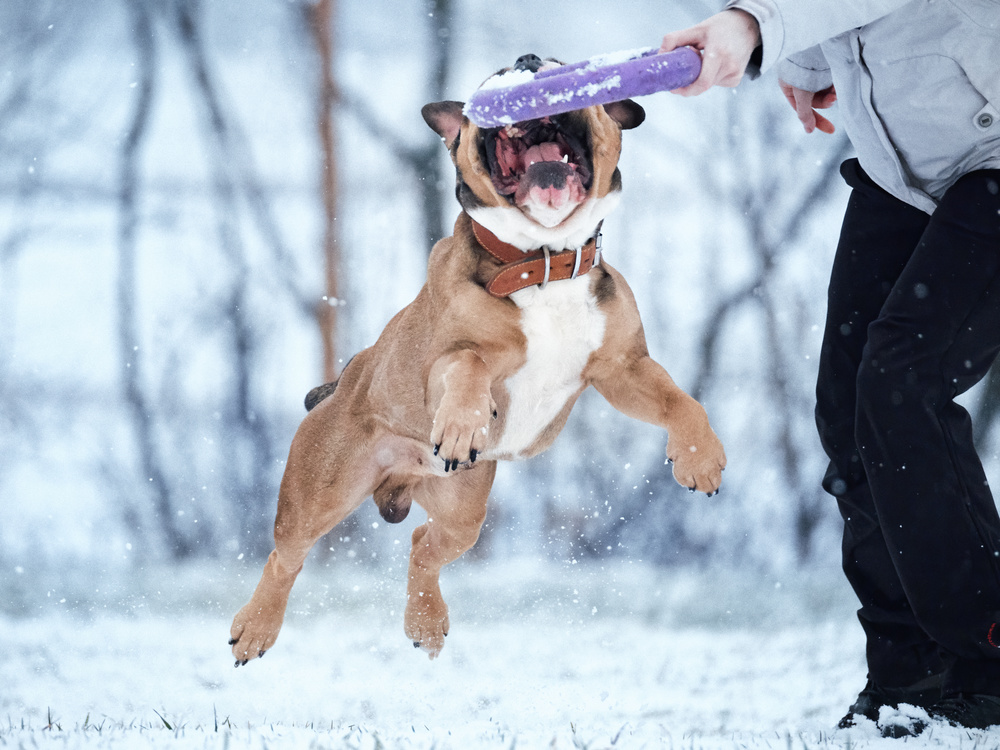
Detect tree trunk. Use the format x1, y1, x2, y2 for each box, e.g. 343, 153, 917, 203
310, 0, 341, 384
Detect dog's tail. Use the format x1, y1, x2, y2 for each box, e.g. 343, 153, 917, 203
304, 355, 357, 412
304, 381, 338, 411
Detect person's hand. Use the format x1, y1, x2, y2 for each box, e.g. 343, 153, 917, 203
660, 9, 761, 96
779, 80, 837, 134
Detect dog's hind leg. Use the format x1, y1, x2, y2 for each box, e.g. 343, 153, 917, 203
229, 413, 379, 666
404, 460, 496, 659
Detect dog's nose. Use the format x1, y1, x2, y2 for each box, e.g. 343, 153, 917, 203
514, 54, 544, 73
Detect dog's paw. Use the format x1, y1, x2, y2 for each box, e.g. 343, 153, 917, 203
430, 393, 496, 472
666, 428, 726, 496
229, 602, 284, 667
404, 590, 450, 660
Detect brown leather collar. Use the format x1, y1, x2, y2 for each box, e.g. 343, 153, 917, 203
471, 220, 602, 298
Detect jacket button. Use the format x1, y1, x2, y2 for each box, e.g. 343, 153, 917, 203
978, 113, 994, 129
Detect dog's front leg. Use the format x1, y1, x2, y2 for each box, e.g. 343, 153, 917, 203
427, 349, 497, 472
404, 461, 496, 658
592, 355, 726, 495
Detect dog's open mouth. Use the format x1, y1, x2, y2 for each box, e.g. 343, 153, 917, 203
482, 115, 593, 218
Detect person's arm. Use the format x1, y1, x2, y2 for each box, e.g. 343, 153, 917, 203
722, 0, 913, 73
661, 0, 915, 95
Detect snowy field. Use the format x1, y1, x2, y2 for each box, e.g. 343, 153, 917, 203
2, 559, 995, 749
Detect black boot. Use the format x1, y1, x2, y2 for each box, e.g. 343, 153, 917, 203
927, 694, 1000, 730
877, 692, 1000, 737
838, 676, 942, 729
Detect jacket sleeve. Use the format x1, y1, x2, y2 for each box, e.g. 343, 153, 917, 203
775, 46, 832, 92
725, 0, 915, 73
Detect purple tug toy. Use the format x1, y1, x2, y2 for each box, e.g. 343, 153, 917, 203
464, 46, 702, 128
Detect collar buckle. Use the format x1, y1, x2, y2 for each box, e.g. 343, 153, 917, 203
570, 244, 583, 280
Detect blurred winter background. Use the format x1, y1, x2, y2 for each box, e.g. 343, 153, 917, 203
4, 0, 1000, 746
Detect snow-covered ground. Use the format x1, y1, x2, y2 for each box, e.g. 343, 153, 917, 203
1, 559, 992, 748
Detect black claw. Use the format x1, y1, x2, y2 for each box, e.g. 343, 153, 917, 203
433, 444, 440, 456
492, 410, 498, 419
666, 458, 674, 465
470, 449, 477, 463
444, 458, 452, 473
708, 489, 720, 497
687, 486, 696, 494
413, 641, 420, 648
258, 650, 266, 658
228, 638, 237, 645
234, 660, 241, 668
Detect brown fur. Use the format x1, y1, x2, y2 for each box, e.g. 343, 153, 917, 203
229, 93, 725, 664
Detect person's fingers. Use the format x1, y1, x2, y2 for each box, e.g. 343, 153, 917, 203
660, 29, 704, 53
672, 50, 721, 96
779, 81, 798, 111
813, 111, 836, 134
779, 80, 836, 133
661, 30, 711, 96
804, 87, 836, 133
792, 87, 818, 133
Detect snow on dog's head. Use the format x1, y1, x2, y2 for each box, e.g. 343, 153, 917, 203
421, 56, 643, 251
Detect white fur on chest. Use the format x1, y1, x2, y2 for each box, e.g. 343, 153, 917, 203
491, 274, 606, 458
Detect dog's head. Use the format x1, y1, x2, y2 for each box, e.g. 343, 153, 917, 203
422, 54, 644, 251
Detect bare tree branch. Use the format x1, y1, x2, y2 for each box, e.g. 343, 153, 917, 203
173, 0, 276, 553
117, 0, 192, 559
331, 0, 453, 252
171, 0, 314, 320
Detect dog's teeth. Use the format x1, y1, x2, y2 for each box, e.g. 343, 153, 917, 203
561, 154, 568, 163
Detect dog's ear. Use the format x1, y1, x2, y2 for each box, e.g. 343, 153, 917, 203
422, 101, 466, 148
604, 99, 645, 130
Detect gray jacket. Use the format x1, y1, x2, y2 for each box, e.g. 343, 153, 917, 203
726, 0, 1000, 213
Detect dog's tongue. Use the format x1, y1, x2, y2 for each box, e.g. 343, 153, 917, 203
522, 142, 565, 169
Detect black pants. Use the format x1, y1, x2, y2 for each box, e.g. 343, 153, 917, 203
816, 159, 1000, 695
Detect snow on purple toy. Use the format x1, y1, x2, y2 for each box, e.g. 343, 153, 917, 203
464, 46, 702, 128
